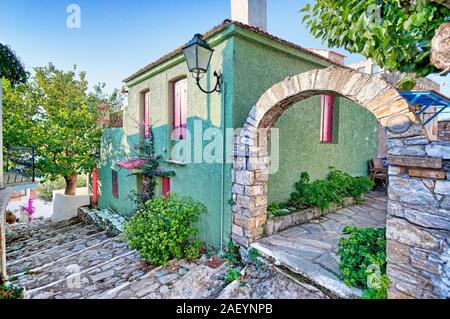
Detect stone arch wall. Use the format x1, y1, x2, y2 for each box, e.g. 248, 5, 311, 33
232, 66, 450, 299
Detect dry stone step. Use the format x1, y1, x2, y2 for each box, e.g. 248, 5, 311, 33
6, 223, 103, 261
6, 218, 82, 242
102, 259, 203, 299
15, 237, 130, 290
7, 230, 110, 275
6, 219, 86, 253
27, 251, 144, 299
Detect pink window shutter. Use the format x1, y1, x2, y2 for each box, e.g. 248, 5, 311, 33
173, 79, 187, 140
320, 95, 334, 143
180, 79, 187, 140
144, 92, 150, 139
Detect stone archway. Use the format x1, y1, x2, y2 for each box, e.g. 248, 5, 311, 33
232, 66, 450, 299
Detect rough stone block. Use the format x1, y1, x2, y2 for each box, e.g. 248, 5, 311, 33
389, 176, 438, 207
407, 168, 445, 180
388, 165, 404, 176
234, 171, 254, 186
435, 180, 450, 196
386, 240, 410, 264
388, 156, 442, 169
404, 207, 450, 231
386, 217, 438, 249
426, 144, 450, 160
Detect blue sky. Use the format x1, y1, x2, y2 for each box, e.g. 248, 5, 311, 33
0, 0, 448, 97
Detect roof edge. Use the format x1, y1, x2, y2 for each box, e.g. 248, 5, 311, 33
123, 19, 341, 84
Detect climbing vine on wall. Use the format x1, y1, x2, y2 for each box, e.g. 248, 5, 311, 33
129, 127, 175, 206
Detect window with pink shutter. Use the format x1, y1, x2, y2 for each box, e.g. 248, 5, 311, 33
144, 91, 150, 139
112, 170, 119, 199
320, 95, 334, 143
173, 79, 187, 140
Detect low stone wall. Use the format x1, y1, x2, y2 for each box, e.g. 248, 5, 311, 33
52, 188, 90, 222
387, 139, 450, 299
266, 198, 354, 236
0, 187, 12, 278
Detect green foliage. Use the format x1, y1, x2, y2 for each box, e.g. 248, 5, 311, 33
124, 194, 206, 266
337, 226, 388, 299
2, 64, 125, 194
224, 268, 241, 285
36, 176, 88, 203
267, 202, 289, 218
223, 241, 243, 266
0, 43, 27, 85
301, 0, 450, 77
129, 128, 175, 206
184, 240, 203, 261
289, 168, 374, 211
0, 275, 23, 299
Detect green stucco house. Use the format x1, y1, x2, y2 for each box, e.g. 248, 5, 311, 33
97, 19, 378, 249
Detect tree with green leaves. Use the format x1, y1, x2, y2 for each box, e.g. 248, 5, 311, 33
301, 0, 450, 78
2, 64, 103, 195
31, 64, 102, 195
1, 43, 28, 189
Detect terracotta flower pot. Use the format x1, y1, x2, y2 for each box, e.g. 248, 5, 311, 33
5, 212, 17, 224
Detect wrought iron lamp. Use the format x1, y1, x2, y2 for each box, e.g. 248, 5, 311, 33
182, 34, 222, 94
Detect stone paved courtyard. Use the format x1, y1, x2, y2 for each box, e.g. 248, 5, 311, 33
251, 192, 388, 298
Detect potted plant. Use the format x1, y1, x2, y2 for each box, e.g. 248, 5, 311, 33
5, 211, 16, 224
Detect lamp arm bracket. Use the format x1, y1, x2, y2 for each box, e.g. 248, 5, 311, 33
196, 71, 222, 94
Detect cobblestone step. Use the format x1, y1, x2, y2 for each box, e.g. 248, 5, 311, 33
6, 218, 82, 242
7, 230, 110, 275
6, 223, 102, 261
15, 237, 130, 291
28, 251, 146, 299
97, 256, 229, 300
6, 219, 86, 253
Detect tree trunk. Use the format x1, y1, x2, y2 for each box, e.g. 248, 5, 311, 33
64, 174, 78, 196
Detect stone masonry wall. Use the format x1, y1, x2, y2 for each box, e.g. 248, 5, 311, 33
387, 135, 450, 298
438, 121, 450, 141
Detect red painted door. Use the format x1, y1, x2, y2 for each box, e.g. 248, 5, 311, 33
162, 177, 170, 197
173, 79, 187, 139
92, 167, 98, 205
320, 95, 334, 143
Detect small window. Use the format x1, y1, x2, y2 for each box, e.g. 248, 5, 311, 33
173, 79, 187, 140
320, 95, 334, 143
112, 170, 119, 199
162, 177, 170, 197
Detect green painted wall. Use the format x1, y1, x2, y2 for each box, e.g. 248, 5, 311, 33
98, 32, 235, 249
98, 129, 141, 217
269, 97, 377, 204
98, 23, 378, 249
230, 30, 378, 205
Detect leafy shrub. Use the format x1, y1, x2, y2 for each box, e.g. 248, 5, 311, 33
337, 226, 388, 299
288, 168, 374, 211
124, 194, 206, 266
224, 268, 241, 285
184, 240, 203, 261
0, 275, 23, 299
223, 241, 242, 266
